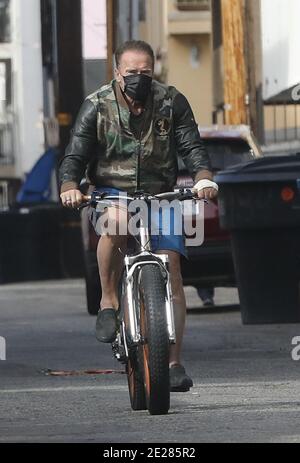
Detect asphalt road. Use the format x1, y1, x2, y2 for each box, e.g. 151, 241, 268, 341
1, 280, 300, 443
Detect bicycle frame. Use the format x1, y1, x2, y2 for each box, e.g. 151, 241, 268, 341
82, 189, 199, 358
80, 188, 202, 413
109, 193, 177, 348
123, 249, 176, 346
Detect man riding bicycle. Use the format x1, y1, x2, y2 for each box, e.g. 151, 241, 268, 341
59, 40, 218, 392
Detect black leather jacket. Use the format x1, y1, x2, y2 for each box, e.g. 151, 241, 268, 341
59, 81, 211, 193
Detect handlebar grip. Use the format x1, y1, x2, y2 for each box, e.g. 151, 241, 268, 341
77, 194, 92, 210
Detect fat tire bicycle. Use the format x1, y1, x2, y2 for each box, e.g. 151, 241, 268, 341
81, 189, 199, 415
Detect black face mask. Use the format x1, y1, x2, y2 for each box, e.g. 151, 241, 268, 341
123, 74, 152, 103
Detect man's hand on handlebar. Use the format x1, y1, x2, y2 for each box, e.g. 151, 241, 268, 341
60, 184, 218, 209
60, 189, 84, 208
193, 179, 219, 201
196, 187, 218, 201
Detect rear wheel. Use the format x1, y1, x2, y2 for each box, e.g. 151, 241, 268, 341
126, 348, 147, 411
139, 264, 170, 415
121, 269, 147, 411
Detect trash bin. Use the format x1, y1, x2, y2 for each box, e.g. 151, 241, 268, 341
216, 153, 300, 324
0, 205, 62, 283
60, 208, 84, 278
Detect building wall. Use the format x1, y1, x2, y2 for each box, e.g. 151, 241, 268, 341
261, 0, 300, 144
139, 0, 213, 126
167, 33, 213, 126
82, 0, 107, 95
12, 0, 45, 177
261, 0, 300, 100
139, 1, 299, 144
0, 0, 45, 179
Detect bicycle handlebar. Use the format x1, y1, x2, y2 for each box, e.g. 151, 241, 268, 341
79, 188, 202, 210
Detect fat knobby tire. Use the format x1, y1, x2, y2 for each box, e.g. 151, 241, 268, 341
139, 264, 170, 415
126, 348, 147, 411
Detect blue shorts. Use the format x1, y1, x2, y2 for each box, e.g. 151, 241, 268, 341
88, 187, 187, 257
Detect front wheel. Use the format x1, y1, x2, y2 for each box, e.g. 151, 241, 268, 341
139, 264, 170, 415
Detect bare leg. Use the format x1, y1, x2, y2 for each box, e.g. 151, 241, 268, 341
97, 235, 127, 309
96, 206, 128, 310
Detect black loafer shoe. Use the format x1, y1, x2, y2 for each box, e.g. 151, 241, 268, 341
95, 308, 119, 343
170, 364, 193, 392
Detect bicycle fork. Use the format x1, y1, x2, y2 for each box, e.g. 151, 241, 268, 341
124, 253, 176, 346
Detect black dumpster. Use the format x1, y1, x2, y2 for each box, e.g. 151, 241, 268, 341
60, 208, 84, 278
0, 205, 63, 283
216, 154, 300, 324
0, 203, 86, 284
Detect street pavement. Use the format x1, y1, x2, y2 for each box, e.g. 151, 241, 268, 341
0, 280, 300, 443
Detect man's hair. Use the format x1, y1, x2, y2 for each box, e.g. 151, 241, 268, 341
115, 40, 155, 68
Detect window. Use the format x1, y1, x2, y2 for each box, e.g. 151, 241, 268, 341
0, 59, 11, 106
176, 0, 210, 11
0, 0, 11, 43
0, 58, 13, 166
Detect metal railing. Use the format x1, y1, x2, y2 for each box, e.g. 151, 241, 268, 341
264, 103, 300, 145
212, 102, 300, 146
175, 0, 210, 10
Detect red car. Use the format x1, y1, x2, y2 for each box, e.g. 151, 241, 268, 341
81, 125, 262, 315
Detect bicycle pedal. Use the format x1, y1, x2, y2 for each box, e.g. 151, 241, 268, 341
111, 340, 127, 364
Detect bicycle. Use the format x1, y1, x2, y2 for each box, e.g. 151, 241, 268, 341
81, 188, 200, 415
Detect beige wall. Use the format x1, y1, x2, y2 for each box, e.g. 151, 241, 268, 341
139, 1, 168, 56
139, 0, 213, 126
167, 34, 213, 125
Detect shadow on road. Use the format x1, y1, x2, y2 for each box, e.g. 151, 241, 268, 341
187, 304, 240, 315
